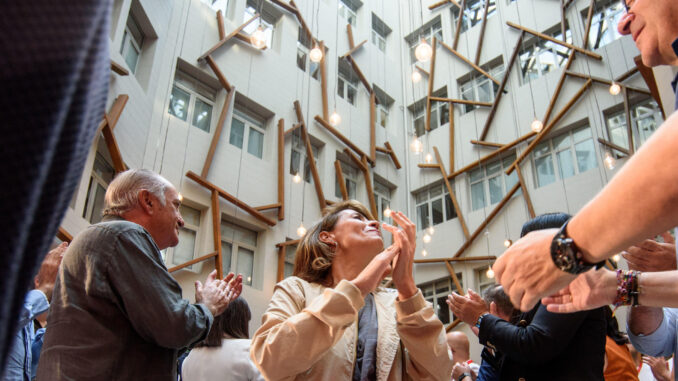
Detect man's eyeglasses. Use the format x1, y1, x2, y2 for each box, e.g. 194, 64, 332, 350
622, 0, 635, 12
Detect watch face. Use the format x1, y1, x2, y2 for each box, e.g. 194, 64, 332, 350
552, 237, 576, 272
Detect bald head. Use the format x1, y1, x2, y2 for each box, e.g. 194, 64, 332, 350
446, 331, 470, 364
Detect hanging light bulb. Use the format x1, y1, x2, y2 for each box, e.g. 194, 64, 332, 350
251, 25, 267, 49
330, 111, 341, 126
531, 119, 544, 133
486, 266, 495, 279
604, 151, 616, 170
414, 38, 433, 62
411, 69, 422, 83
612, 254, 621, 262
383, 207, 392, 218
427, 226, 435, 236
309, 44, 323, 63
425, 153, 433, 163
421, 249, 428, 257
296, 223, 307, 237
422, 233, 431, 243
292, 172, 302, 183
504, 239, 512, 248
410, 137, 423, 154
484, 230, 490, 236
609, 82, 621, 96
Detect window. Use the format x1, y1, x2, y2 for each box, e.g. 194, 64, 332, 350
519, 24, 572, 83
412, 90, 449, 136
283, 244, 297, 279
338, 59, 360, 106
290, 135, 320, 183
459, 61, 504, 114
533, 125, 598, 188
371, 13, 391, 53
373, 85, 395, 129
407, 18, 443, 63
420, 276, 462, 324
469, 154, 519, 211
221, 220, 258, 286
201, 0, 228, 14
229, 109, 266, 159
83, 153, 115, 224
373, 179, 392, 223
377, 104, 389, 128
168, 70, 217, 133
338, 0, 359, 27
476, 267, 495, 296
170, 205, 202, 270
452, 0, 497, 34
120, 14, 144, 74
296, 27, 320, 80
243, 0, 276, 49
582, 0, 625, 50
605, 98, 663, 152
414, 182, 457, 230
335, 160, 358, 199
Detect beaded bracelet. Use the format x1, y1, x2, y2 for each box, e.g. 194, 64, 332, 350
613, 269, 641, 309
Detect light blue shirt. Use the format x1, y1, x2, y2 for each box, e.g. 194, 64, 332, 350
628, 307, 678, 381
2, 290, 49, 381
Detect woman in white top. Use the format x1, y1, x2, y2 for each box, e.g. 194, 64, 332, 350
182, 298, 263, 381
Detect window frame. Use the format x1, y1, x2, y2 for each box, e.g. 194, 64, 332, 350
168, 71, 217, 133
452, 0, 497, 34
605, 98, 663, 153
408, 20, 443, 64
582, 0, 625, 50
413, 101, 449, 137
532, 125, 598, 188
459, 62, 504, 114
168, 205, 202, 271
338, 0, 358, 27
337, 72, 359, 106
419, 276, 462, 325
290, 134, 320, 183
243, 2, 275, 49
220, 219, 259, 286
82, 153, 115, 224
120, 14, 144, 74
229, 109, 266, 159
335, 161, 359, 200
414, 182, 458, 230
518, 24, 572, 84
468, 153, 519, 211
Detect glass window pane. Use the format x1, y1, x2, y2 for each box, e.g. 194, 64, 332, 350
347, 86, 356, 105
192, 98, 212, 132
534, 141, 551, 157
414, 116, 425, 137
471, 181, 485, 210
488, 175, 503, 204
553, 134, 571, 151
221, 241, 233, 274
437, 296, 450, 324
444, 194, 457, 220
290, 149, 301, 175
470, 167, 484, 182
485, 159, 501, 175
180, 205, 201, 226
168, 86, 190, 121
247, 128, 264, 158
573, 126, 592, 142
430, 184, 442, 198
347, 179, 356, 199
575, 139, 597, 173
417, 203, 430, 229
535, 155, 556, 187
173, 228, 196, 265
229, 118, 245, 148
557, 150, 576, 179
297, 48, 306, 71
431, 199, 444, 225
237, 247, 254, 286
88, 183, 107, 224
124, 42, 140, 74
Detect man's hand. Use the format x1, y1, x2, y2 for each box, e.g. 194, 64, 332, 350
447, 289, 488, 334
382, 211, 417, 300
195, 270, 242, 317
353, 244, 400, 298
493, 229, 576, 311
34, 242, 68, 302
541, 268, 617, 313
451, 362, 473, 380
644, 356, 672, 381
623, 231, 676, 271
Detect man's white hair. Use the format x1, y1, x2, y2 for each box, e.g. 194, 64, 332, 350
102, 169, 173, 217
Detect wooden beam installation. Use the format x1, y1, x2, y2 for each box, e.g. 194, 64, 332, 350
622, 86, 634, 155
480, 32, 524, 141
344, 149, 368, 173
597, 138, 630, 156
211, 190, 223, 279
439, 40, 501, 86
445, 261, 465, 296
98, 94, 129, 133
347, 23, 356, 49
434, 147, 470, 239
201, 87, 236, 178
542, 52, 575, 126
370, 92, 376, 164
284, 123, 302, 137
449, 102, 455, 171
169, 252, 218, 273
270, 0, 297, 15
429, 0, 461, 10
447, 132, 537, 179
275, 238, 301, 248
216, 10, 226, 40
345, 56, 374, 96
470, 140, 504, 148
506, 79, 592, 175
111, 60, 129, 76
425, 38, 438, 132
430, 96, 493, 107
474, 0, 492, 65
515, 166, 535, 218
335, 160, 349, 200
414, 65, 429, 77
102, 123, 126, 174
320, 41, 329, 120
301, 125, 326, 209
362, 156, 378, 219
341, 40, 367, 59
452, 0, 468, 50
186, 170, 277, 226
506, 21, 602, 60
447, 319, 462, 332
383, 142, 402, 169
198, 12, 260, 61
565, 71, 651, 95
581, 0, 596, 49
254, 203, 283, 211
414, 255, 497, 264
277, 119, 285, 220
57, 227, 73, 243
634, 55, 667, 118
205, 55, 232, 92
615, 67, 639, 83
277, 246, 286, 282
314, 116, 374, 165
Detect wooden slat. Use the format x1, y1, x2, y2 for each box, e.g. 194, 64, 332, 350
425, 38, 437, 132
452, 0, 468, 50
480, 32, 524, 140
375, 146, 389, 153
275, 238, 301, 248
335, 160, 349, 200
634, 55, 667, 119
515, 166, 535, 218
506, 21, 602, 60
301, 125, 326, 209
198, 12, 260, 61
449, 102, 455, 171
565, 71, 651, 95
446, 318, 462, 332
277, 119, 285, 220
341, 40, 367, 59
205, 55, 232, 92
384, 142, 401, 169
361, 155, 378, 218
414, 65, 429, 77
560, 0, 567, 44
414, 255, 497, 264
622, 86, 634, 155
201, 88, 235, 178
314, 115, 374, 165
474, 0, 491, 65
597, 138, 630, 156
346, 56, 373, 96
216, 10, 225, 40
291, 0, 315, 47
439, 40, 501, 86
320, 41, 329, 121
506, 79, 592, 175
347, 23, 355, 49
102, 123, 126, 174
186, 171, 277, 226
430, 96, 493, 107
445, 261, 465, 295
211, 190, 223, 279
434, 147, 470, 239
344, 148, 368, 173
168, 252, 218, 273
254, 203, 282, 211
418, 163, 441, 169
370, 92, 376, 164
581, 0, 596, 49
104, 95, 129, 132
429, 0, 461, 10
470, 140, 504, 148
277, 246, 286, 282
270, 0, 297, 13
543, 52, 575, 125
111, 60, 129, 76
57, 227, 73, 243
615, 67, 639, 83
284, 123, 302, 137
448, 132, 537, 179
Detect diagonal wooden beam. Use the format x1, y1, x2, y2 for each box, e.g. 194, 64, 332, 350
254, 203, 282, 211
168, 252, 218, 273
470, 140, 504, 148
506, 21, 602, 60
581, 0, 596, 49
426, 37, 438, 132
474, 0, 492, 65
430, 96, 493, 107
270, 0, 296, 14
198, 13, 260, 61
57, 227, 73, 243
445, 261, 465, 295
480, 32, 524, 140
347, 23, 356, 49
542, 52, 576, 126
335, 160, 349, 200
345, 56, 374, 97
277, 119, 285, 220
565, 71, 651, 95
597, 138, 630, 156
429, 0, 461, 10
343, 148, 368, 173
634, 55, 667, 119
447, 318, 462, 332
277, 246, 286, 282
201, 87, 236, 178
362, 155, 378, 218
186, 171, 277, 226
370, 92, 376, 164
415, 255, 497, 264
434, 147, 470, 239
102, 123, 126, 174
211, 189, 223, 279
275, 238, 301, 248
439, 39, 501, 86
205, 55, 232, 92
341, 40, 367, 59
448, 132, 536, 180
515, 165, 535, 218
301, 125, 326, 210
452, 0, 468, 50
383, 142, 402, 169
314, 116, 374, 165
111, 60, 129, 76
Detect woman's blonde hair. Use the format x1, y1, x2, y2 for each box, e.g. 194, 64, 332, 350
293, 200, 375, 286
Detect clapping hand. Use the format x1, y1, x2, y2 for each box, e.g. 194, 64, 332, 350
195, 270, 243, 317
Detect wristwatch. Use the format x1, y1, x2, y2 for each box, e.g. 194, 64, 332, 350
458, 373, 472, 381
475, 312, 489, 329
550, 219, 604, 274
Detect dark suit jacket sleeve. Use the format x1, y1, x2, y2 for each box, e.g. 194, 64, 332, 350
477, 304, 589, 364
105, 229, 213, 349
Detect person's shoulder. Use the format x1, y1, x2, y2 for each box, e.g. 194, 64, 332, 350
95, 218, 145, 235
275, 276, 315, 295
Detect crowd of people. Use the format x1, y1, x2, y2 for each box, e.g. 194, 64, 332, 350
3, 0, 678, 380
